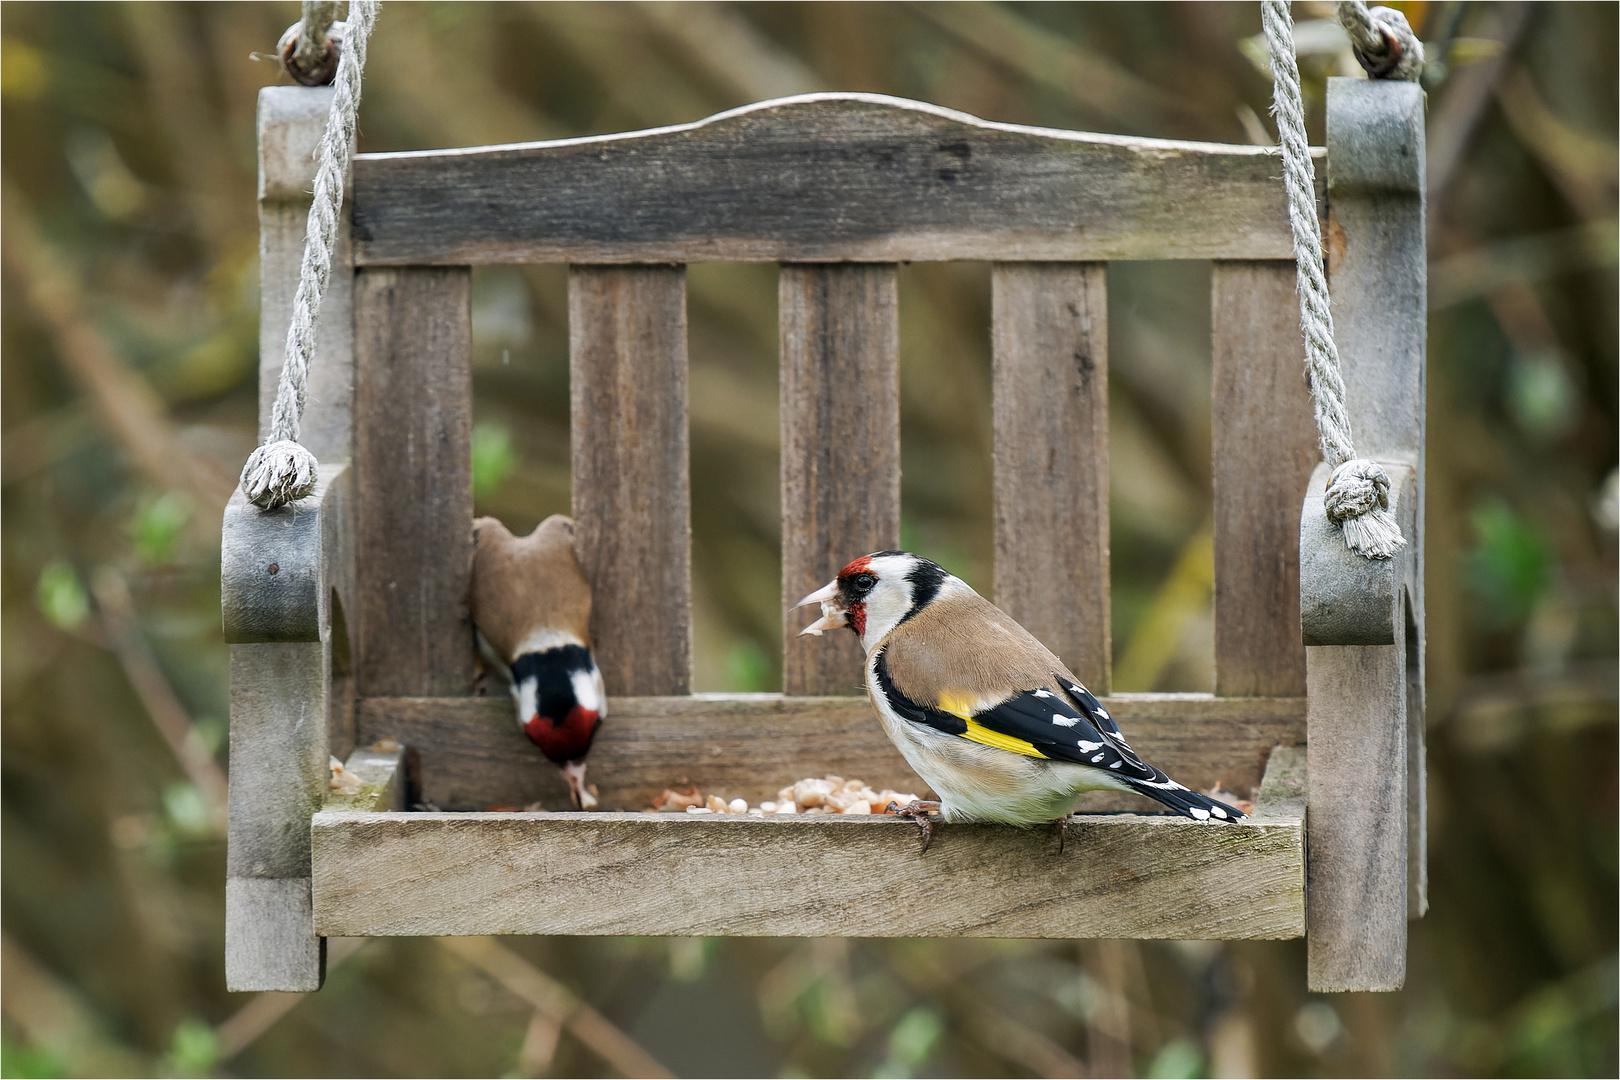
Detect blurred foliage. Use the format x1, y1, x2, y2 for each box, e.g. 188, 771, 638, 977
1, 1, 1615, 1078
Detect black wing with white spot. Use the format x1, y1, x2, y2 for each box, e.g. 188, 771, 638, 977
971, 680, 1247, 823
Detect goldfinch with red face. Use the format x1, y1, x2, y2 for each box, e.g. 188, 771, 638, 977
472, 515, 604, 810
797, 551, 1243, 846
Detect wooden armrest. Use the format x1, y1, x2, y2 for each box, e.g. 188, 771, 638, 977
1298, 460, 1415, 646
221, 462, 351, 644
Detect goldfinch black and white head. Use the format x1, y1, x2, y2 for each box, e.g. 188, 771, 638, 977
472, 515, 605, 809
796, 551, 1244, 831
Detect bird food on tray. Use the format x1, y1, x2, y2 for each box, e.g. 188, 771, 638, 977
648, 776, 920, 816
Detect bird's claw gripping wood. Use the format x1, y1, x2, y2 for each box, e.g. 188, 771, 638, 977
1050, 814, 1073, 855
887, 799, 942, 852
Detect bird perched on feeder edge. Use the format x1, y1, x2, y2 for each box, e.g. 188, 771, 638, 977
471, 515, 604, 809
796, 551, 1244, 849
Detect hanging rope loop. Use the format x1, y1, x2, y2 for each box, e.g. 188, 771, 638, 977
279, 2, 342, 87
1334, 2, 1425, 81
1262, 0, 1407, 560
242, 0, 379, 510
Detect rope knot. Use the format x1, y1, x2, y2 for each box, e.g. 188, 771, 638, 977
240, 440, 319, 510
1335, 3, 1425, 81
1324, 459, 1406, 560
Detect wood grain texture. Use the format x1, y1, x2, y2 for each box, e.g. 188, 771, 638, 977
1306, 638, 1407, 991
227, 642, 328, 991
1303, 79, 1427, 989
991, 263, 1110, 693
779, 264, 900, 695
350, 94, 1323, 265
353, 267, 475, 696
313, 810, 1303, 940
259, 87, 352, 462
1210, 261, 1317, 697
569, 266, 692, 696
1326, 78, 1429, 928
356, 693, 1303, 813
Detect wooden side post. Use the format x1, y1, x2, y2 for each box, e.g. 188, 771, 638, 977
1306, 77, 1426, 992
225, 86, 357, 993
570, 266, 692, 696
990, 263, 1110, 692
258, 87, 353, 463
779, 264, 901, 695
1211, 261, 1317, 697
353, 268, 475, 697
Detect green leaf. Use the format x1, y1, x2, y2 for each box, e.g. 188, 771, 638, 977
471, 421, 517, 502
36, 560, 89, 630
131, 491, 190, 565
1466, 499, 1554, 629
1146, 1036, 1203, 1079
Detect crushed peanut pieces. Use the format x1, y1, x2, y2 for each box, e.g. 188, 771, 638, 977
649, 775, 919, 816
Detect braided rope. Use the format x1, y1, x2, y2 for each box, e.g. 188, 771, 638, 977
1334, 2, 1426, 81
1262, 0, 1407, 559
242, 1, 378, 510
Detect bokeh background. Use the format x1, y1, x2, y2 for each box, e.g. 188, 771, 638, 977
2, 2, 1615, 1077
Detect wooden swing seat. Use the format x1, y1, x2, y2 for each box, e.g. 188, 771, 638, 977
225, 85, 1425, 994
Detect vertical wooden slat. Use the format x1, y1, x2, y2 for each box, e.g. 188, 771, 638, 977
1211, 261, 1317, 697
990, 263, 1110, 693
780, 264, 900, 695
353, 267, 475, 697
570, 265, 692, 696
1307, 76, 1427, 992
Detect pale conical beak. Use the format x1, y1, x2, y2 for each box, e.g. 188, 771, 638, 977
794, 580, 847, 637
794, 581, 839, 608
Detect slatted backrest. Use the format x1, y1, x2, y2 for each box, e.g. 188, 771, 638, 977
343, 93, 1325, 703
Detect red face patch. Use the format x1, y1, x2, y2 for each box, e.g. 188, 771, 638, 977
847, 602, 867, 637
523, 707, 600, 764
838, 555, 873, 578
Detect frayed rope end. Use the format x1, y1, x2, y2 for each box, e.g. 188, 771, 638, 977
1324, 458, 1406, 560
240, 440, 319, 510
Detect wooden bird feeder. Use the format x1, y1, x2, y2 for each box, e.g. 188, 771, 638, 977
225, 82, 1426, 995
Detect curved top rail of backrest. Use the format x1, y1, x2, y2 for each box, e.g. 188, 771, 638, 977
351, 92, 1323, 265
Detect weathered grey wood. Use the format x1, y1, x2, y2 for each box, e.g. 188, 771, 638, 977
1210, 261, 1316, 696
991, 263, 1110, 693
1251, 745, 1307, 824
350, 93, 1324, 266
1306, 632, 1406, 991
1305, 78, 1427, 991
356, 693, 1303, 813
353, 267, 474, 697
1325, 80, 1426, 466
1299, 462, 1410, 646
570, 266, 692, 696
780, 265, 900, 695
312, 810, 1303, 940
227, 642, 328, 992
224, 466, 351, 992
226, 879, 324, 993
258, 86, 352, 462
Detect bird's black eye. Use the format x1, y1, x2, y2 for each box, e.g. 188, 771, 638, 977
851, 572, 877, 595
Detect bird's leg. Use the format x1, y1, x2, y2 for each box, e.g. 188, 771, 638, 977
885, 800, 942, 853
1050, 814, 1073, 855
561, 761, 597, 810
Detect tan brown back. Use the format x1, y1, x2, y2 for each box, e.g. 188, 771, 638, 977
470, 515, 593, 661
881, 587, 1085, 708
